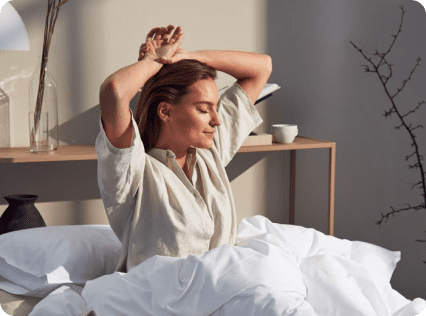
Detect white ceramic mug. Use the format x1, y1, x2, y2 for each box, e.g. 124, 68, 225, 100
272, 124, 298, 144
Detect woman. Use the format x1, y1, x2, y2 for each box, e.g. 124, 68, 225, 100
96, 25, 272, 272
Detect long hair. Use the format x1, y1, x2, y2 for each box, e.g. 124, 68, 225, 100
135, 59, 217, 152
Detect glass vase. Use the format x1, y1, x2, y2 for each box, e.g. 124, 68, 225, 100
28, 64, 59, 152
0, 87, 10, 148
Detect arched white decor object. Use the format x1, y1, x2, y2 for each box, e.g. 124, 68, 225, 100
0, 2, 30, 51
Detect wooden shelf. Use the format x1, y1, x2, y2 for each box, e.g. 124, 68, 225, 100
0, 145, 97, 163
0, 136, 335, 163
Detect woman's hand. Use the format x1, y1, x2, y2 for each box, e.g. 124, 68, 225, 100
138, 25, 184, 63
160, 47, 190, 64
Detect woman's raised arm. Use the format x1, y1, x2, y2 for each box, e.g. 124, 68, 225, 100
162, 50, 272, 104
99, 25, 184, 149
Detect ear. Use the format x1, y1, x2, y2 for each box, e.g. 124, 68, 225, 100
157, 102, 172, 122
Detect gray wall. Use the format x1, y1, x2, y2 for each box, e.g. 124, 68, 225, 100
266, 0, 426, 299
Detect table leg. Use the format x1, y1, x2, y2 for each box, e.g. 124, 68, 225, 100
289, 150, 296, 225
328, 144, 336, 235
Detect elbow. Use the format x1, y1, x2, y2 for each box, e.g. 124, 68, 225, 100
264, 54, 273, 77
253, 54, 272, 82
100, 77, 122, 101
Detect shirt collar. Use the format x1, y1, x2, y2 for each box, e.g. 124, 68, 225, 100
148, 146, 197, 169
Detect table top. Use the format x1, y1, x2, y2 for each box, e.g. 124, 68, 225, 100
0, 145, 96, 163
238, 136, 335, 153
0, 136, 335, 163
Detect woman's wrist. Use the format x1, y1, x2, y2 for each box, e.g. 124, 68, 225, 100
108, 57, 163, 102
187, 50, 206, 63
141, 53, 163, 66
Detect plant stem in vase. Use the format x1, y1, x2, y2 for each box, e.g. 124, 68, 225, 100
29, 0, 71, 152
29, 64, 58, 152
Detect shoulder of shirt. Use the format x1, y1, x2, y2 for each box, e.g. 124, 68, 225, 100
220, 82, 242, 97
219, 82, 252, 105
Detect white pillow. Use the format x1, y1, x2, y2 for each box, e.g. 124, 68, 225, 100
0, 225, 121, 298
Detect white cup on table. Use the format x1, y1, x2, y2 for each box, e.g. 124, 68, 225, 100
272, 124, 298, 144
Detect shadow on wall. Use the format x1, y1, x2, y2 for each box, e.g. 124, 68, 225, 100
54, 91, 140, 145
55, 105, 100, 145
0, 160, 99, 205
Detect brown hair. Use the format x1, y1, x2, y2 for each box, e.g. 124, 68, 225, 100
135, 59, 217, 152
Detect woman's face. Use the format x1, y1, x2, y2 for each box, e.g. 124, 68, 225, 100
166, 78, 222, 150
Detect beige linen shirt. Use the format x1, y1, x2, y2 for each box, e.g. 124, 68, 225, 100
96, 82, 263, 272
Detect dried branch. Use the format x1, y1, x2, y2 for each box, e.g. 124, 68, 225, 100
57, 0, 71, 8
350, 5, 426, 231
376, 203, 425, 226
377, 6, 405, 69
416, 231, 426, 243
409, 180, 423, 191
31, 0, 70, 142
402, 101, 426, 118
392, 57, 422, 99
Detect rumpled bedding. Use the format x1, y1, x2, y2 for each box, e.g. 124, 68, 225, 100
29, 216, 426, 316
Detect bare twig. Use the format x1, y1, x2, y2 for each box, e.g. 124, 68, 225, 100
57, 0, 71, 8
350, 5, 426, 236
31, 0, 70, 142
416, 231, 426, 243
376, 203, 425, 226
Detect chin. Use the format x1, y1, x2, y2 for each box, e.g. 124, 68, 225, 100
194, 140, 214, 149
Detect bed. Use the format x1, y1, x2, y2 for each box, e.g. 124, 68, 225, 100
0, 216, 425, 316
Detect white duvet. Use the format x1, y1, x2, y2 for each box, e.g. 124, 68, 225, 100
29, 216, 426, 316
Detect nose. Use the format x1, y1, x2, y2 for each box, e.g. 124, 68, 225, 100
210, 109, 221, 127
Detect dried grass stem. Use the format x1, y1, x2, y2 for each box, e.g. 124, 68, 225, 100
32, 0, 69, 133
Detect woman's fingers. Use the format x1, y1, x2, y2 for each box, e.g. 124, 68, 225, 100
141, 25, 183, 62
161, 25, 175, 42
138, 43, 148, 56
145, 25, 180, 46
168, 26, 182, 45
146, 27, 160, 42
154, 27, 167, 40
172, 33, 184, 48
138, 41, 155, 61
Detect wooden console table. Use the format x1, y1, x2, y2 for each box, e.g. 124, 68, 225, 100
238, 136, 336, 236
0, 136, 336, 235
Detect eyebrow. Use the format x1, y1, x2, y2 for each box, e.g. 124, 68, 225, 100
194, 101, 219, 109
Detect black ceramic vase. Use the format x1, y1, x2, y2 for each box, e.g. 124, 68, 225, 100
0, 194, 46, 235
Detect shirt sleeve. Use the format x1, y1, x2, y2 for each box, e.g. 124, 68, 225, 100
213, 82, 263, 167
95, 113, 145, 241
